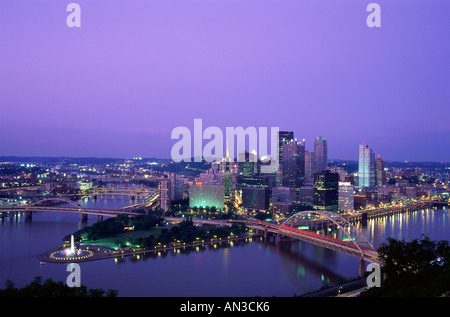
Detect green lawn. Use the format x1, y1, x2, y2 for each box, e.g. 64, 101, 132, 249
81, 227, 164, 249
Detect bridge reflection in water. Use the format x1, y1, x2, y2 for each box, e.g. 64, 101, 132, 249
238, 211, 381, 277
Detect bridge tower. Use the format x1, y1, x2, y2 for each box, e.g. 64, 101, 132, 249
359, 259, 366, 277
25, 209, 32, 221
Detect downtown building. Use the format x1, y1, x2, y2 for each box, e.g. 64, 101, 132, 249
240, 173, 272, 213
242, 186, 271, 213
160, 173, 188, 212
278, 131, 295, 166
375, 154, 387, 187
304, 151, 314, 184
314, 137, 328, 173
313, 169, 339, 212
188, 182, 225, 211
276, 131, 295, 186
281, 138, 305, 189
238, 150, 258, 177
271, 186, 304, 217
338, 182, 355, 212
357, 142, 375, 189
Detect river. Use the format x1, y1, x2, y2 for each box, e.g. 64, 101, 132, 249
0, 196, 448, 297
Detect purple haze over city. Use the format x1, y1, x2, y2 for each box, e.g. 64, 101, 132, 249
0, 0, 449, 161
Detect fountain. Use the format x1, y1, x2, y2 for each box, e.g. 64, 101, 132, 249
49, 235, 94, 261
70, 234, 75, 254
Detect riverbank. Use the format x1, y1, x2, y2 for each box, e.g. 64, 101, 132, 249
38, 233, 257, 264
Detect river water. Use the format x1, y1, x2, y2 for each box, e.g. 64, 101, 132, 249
0, 196, 448, 297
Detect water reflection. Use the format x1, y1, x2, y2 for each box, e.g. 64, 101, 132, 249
1, 200, 448, 296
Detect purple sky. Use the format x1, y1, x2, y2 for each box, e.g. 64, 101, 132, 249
1, 0, 449, 161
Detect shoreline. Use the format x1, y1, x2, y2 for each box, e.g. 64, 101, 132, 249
38, 233, 258, 264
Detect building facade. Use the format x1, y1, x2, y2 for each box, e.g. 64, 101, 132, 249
375, 155, 387, 187
358, 142, 375, 189
314, 136, 328, 173
188, 183, 225, 210
338, 182, 355, 212
281, 139, 305, 188
313, 170, 339, 211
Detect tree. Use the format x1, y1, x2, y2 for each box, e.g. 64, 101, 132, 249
360, 235, 450, 297
0, 277, 118, 297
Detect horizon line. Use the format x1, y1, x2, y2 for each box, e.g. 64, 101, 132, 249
0, 155, 449, 164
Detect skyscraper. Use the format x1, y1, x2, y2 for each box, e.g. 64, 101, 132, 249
358, 142, 375, 189
160, 178, 170, 212
276, 131, 294, 187
281, 139, 305, 189
237, 150, 257, 177
313, 169, 339, 211
242, 186, 271, 212
375, 155, 386, 187
338, 182, 355, 212
304, 151, 314, 183
278, 131, 294, 166
314, 137, 328, 173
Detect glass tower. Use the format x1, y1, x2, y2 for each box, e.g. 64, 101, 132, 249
358, 142, 375, 189
281, 139, 305, 189
314, 137, 328, 173
375, 155, 386, 187
278, 131, 294, 166
313, 170, 339, 211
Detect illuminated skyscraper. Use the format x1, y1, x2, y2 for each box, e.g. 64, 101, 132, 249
304, 151, 314, 183
242, 186, 270, 212
160, 179, 169, 211
313, 170, 339, 211
358, 142, 375, 189
238, 150, 257, 177
275, 131, 294, 187
338, 182, 355, 212
375, 155, 386, 187
281, 139, 305, 188
314, 137, 328, 173
278, 131, 294, 166
160, 173, 187, 211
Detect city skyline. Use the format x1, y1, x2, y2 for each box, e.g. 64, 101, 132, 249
1, 0, 449, 302
1, 1, 449, 162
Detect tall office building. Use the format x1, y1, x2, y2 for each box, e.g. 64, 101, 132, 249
304, 151, 314, 183
338, 182, 355, 212
160, 173, 187, 211
160, 179, 170, 211
281, 139, 305, 188
314, 137, 328, 173
358, 142, 375, 189
221, 172, 238, 201
272, 186, 297, 204
313, 170, 339, 211
375, 155, 386, 187
242, 186, 271, 212
329, 166, 348, 182
238, 150, 257, 177
278, 131, 294, 166
298, 186, 314, 204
